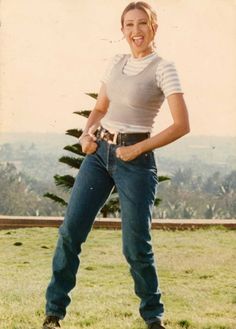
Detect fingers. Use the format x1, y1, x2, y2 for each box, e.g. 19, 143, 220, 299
115, 147, 122, 158
85, 132, 97, 141
116, 147, 126, 161
115, 146, 139, 162
80, 133, 97, 145
82, 141, 98, 154
91, 134, 97, 141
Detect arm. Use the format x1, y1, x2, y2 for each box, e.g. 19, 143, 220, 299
79, 83, 109, 154
116, 93, 190, 161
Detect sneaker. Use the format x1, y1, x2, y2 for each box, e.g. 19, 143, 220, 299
147, 320, 166, 329
42, 316, 61, 329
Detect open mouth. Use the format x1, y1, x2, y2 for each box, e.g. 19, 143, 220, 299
132, 36, 144, 46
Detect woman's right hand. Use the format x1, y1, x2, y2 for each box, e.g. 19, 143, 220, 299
80, 134, 98, 154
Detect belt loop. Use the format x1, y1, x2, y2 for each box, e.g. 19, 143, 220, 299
113, 131, 118, 144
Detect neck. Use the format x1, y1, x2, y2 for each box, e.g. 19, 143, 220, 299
131, 46, 155, 59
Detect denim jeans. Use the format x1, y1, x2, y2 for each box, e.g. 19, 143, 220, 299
45, 139, 164, 323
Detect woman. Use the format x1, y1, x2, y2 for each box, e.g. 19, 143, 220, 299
42, 2, 190, 329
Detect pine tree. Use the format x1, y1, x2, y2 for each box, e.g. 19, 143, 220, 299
44, 93, 169, 217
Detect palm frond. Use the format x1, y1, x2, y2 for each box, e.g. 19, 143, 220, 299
73, 110, 91, 118
43, 193, 68, 206
54, 174, 75, 190
158, 176, 170, 183
154, 198, 162, 206
64, 143, 82, 155
59, 156, 84, 169
85, 92, 98, 100
66, 129, 83, 139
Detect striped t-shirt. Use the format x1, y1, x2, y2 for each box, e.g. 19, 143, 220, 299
101, 52, 183, 133
102, 52, 183, 98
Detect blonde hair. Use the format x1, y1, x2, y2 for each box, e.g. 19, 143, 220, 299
121, 1, 158, 30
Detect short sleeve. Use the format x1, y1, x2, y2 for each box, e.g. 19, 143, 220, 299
156, 60, 183, 97
101, 54, 124, 84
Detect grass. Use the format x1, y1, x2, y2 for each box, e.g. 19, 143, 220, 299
0, 227, 235, 329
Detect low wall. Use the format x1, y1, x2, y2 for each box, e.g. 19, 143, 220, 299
0, 216, 236, 230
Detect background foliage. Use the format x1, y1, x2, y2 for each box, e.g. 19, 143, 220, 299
0, 122, 236, 218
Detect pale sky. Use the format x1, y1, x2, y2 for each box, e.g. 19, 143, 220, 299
0, 0, 236, 136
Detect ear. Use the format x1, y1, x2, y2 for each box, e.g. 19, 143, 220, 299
152, 23, 158, 35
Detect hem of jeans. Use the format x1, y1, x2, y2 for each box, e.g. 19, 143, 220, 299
46, 312, 64, 320
145, 317, 162, 325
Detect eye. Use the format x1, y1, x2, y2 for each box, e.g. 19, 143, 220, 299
140, 21, 148, 25
125, 23, 133, 27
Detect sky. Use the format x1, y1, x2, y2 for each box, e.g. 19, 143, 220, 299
0, 0, 236, 136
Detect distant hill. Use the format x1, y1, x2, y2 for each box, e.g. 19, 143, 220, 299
155, 134, 236, 176
1, 132, 236, 178
0, 132, 73, 155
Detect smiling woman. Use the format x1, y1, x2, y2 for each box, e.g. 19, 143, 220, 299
1, 0, 235, 136
121, 1, 158, 57
42, 2, 189, 329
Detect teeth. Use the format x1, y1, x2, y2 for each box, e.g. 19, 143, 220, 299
132, 36, 144, 47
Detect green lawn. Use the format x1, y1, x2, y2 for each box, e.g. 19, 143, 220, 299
0, 227, 235, 329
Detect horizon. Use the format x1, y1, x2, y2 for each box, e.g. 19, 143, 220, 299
1, 130, 236, 139
1, 0, 236, 136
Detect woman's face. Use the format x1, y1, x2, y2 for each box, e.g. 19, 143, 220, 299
122, 8, 157, 58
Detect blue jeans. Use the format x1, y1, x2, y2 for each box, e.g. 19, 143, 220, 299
45, 139, 164, 323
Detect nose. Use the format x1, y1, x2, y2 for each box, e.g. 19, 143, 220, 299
133, 23, 141, 34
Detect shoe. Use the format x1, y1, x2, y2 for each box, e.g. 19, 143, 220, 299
42, 316, 61, 329
147, 320, 166, 329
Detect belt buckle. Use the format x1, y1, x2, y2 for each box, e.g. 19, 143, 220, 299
108, 131, 118, 144
100, 128, 118, 144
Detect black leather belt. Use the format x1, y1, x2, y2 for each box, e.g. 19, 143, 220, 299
96, 127, 150, 145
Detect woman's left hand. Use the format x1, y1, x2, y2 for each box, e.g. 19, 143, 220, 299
115, 145, 141, 161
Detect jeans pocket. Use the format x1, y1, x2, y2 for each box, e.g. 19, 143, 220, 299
129, 151, 157, 170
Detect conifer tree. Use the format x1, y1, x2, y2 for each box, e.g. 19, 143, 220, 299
44, 93, 169, 217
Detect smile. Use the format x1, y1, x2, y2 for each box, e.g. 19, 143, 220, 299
132, 36, 144, 40
132, 36, 144, 46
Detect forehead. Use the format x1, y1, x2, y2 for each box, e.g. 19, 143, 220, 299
123, 8, 149, 21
